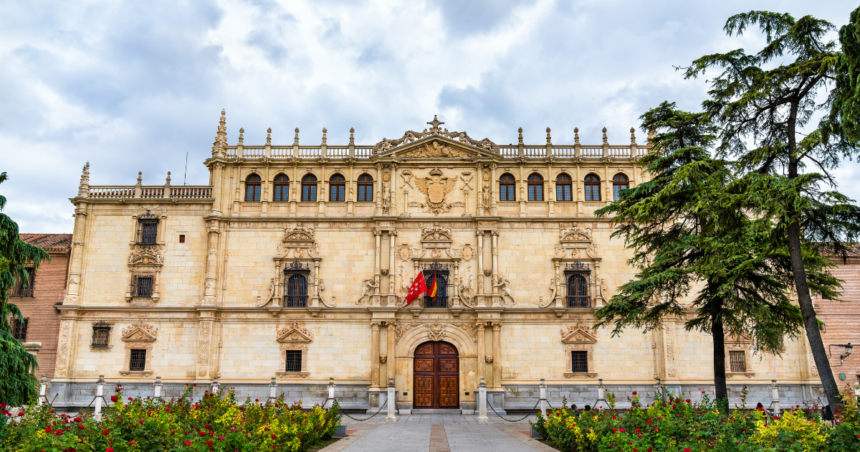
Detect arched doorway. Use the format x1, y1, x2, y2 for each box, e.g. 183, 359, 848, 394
413, 341, 459, 409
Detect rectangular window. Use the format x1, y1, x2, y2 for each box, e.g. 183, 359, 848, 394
92, 322, 111, 348
302, 185, 317, 201
12, 318, 28, 341
274, 185, 289, 202
179, 234, 185, 243
557, 185, 571, 201
528, 185, 543, 201
11, 268, 35, 297
139, 222, 158, 244
246, 184, 261, 201
571, 351, 588, 373
330, 185, 345, 202
134, 275, 154, 297
286, 350, 302, 372
130, 349, 146, 371
501, 185, 515, 201
729, 351, 746, 372
358, 185, 373, 202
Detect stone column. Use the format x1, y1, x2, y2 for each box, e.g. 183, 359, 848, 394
518, 163, 526, 216
390, 164, 397, 216
374, 230, 382, 305
65, 202, 89, 305
490, 164, 498, 216
476, 322, 486, 386
203, 220, 221, 305
388, 231, 396, 299
347, 162, 355, 216
554, 261, 563, 308
491, 323, 502, 390
475, 164, 484, 214
370, 322, 381, 390
260, 164, 269, 217
491, 231, 499, 307
375, 163, 383, 216
547, 162, 555, 217
476, 231, 484, 300
386, 322, 396, 386
211, 163, 224, 216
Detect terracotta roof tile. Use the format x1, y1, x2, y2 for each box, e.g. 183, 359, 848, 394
19, 233, 73, 253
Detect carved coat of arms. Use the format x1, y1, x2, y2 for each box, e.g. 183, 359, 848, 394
414, 168, 456, 215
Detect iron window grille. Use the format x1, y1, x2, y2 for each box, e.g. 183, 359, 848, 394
273, 174, 289, 201
422, 262, 449, 308
283, 260, 310, 307
571, 351, 588, 373
729, 351, 746, 372
357, 174, 373, 201
129, 349, 146, 371
133, 275, 154, 297
11, 318, 28, 341
286, 350, 302, 372
564, 262, 591, 308
10, 268, 35, 297
137, 210, 159, 244
92, 321, 112, 348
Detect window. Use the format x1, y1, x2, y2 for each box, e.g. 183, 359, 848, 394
178, 234, 185, 243
245, 174, 262, 201
273, 174, 289, 202
730, 351, 746, 372
584, 174, 601, 201
329, 174, 345, 202
357, 174, 373, 202
499, 174, 516, 201
566, 274, 590, 308
422, 265, 449, 308
286, 350, 302, 372
527, 174, 544, 201
130, 349, 147, 372
571, 351, 588, 373
11, 318, 28, 341
613, 174, 629, 200
133, 275, 154, 298
556, 174, 572, 201
10, 268, 34, 297
91, 321, 111, 348
137, 210, 159, 244
302, 175, 317, 201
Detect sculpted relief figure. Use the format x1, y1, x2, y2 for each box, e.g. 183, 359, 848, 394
493, 275, 516, 306
356, 278, 378, 305
414, 168, 457, 215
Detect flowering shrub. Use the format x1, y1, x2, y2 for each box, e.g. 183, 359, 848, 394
1, 385, 341, 452
533, 387, 860, 452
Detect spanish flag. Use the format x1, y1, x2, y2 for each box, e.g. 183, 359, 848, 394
427, 273, 438, 299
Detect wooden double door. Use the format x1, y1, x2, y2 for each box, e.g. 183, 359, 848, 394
413, 341, 459, 409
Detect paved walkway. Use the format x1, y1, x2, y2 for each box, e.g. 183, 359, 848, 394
319, 414, 555, 452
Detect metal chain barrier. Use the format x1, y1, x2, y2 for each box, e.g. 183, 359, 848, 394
487, 398, 547, 422
327, 398, 387, 422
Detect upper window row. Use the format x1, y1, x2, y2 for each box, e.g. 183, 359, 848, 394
245, 174, 374, 202
500, 173, 629, 202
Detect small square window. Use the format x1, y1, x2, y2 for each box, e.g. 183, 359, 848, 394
571, 351, 588, 373
286, 350, 302, 372
92, 321, 111, 348
130, 349, 146, 371
179, 234, 185, 243
729, 351, 746, 372
134, 275, 154, 297
12, 318, 28, 341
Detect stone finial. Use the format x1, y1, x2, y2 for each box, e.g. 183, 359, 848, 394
294, 127, 300, 146
238, 127, 245, 145
546, 127, 552, 145
517, 127, 523, 145
322, 127, 327, 146
136, 171, 143, 186
602, 127, 608, 145
77, 162, 91, 197
574, 127, 580, 145
266, 128, 272, 146
212, 109, 228, 157
349, 127, 355, 146
648, 129, 657, 140
165, 171, 171, 186
630, 127, 636, 145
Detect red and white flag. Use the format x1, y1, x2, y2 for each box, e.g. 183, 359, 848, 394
405, 273, 427, 305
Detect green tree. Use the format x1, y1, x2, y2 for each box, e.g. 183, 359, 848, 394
831, 6, 860, 143
0, 172, 49, 406
594, 102, 808, 409
682, 11, 860, 409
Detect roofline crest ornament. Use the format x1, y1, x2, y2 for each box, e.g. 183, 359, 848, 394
373, 115, 500, 154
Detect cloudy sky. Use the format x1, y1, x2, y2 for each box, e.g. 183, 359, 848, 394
1, 0, 857, 233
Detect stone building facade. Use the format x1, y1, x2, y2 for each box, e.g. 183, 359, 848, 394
10, 233, 72, 379
47, 113, 826, 411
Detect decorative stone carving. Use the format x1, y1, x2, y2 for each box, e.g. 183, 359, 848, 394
276, 322, 314, 343
379, 355, 388, 364
397, 244, 413, 261
120, 322, 158, 376
128, 245, 163, 266
559, 226, 593, 243
421, 222, 453, 247
373, 116, 500, 154
427, 322, 446, 342
400, 141, 471, 158
461, 244, 474, 261
356, 278, 378, 305
493, 275, 516, 306
414, 169, 457, 215
560, 324, 597, 344
275, 322, 312, 378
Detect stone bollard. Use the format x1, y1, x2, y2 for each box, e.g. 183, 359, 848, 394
94, 376, 105, 421
477, 378, 489, 422
656, 378, 667, 403
154, 376, 163, 399
539, 378, 547, 417
386, 378, 397, 422
38, 376, 48, 406
328, 377, 335, 401
770, 380, 780, 416
595, 379, 607, 410
269, 378, 277, 401
211, 377, 220, 394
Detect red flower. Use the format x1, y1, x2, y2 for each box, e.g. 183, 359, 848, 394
110, 396, 118, 402
17, 411, 24, 416
185, 441, 192, 446
57, 429, 64, 435
78, 424, 85, 429
193, 384, 197, 386
685, 399, 690, 403
199, 431, 206, 437
205, 425, 211, 430
73, 417, 81, 422
255, 399, 259, 402
632, 391, 637, 395
102, 430, 110, 435
271, 434, 276, 439
45, 427, 52, 433
207, 441, 213, 447
107, 448, 114, 452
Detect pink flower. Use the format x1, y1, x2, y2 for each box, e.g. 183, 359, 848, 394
185, 441, 192, 446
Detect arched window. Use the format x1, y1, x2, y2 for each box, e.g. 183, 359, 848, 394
329, 174, 345, 202
567, 274, 589, 308
499, 174, 516, 201
273, 174, 289, 202
613, 174, 629, 200
302, 175, 317, 201
357, 174, 374, 202
286, 274, 308, 307
245, 174, 261, 201
556, 174, 572, 201
584, 174, 601, 201
528, 174, 544, 201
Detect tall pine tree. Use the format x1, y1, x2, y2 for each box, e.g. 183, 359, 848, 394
0, 172, 49, 406
683, 10, 860, 409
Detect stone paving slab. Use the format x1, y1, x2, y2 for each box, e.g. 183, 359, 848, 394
445, 424, 536, 452
331, 424, 432, 451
